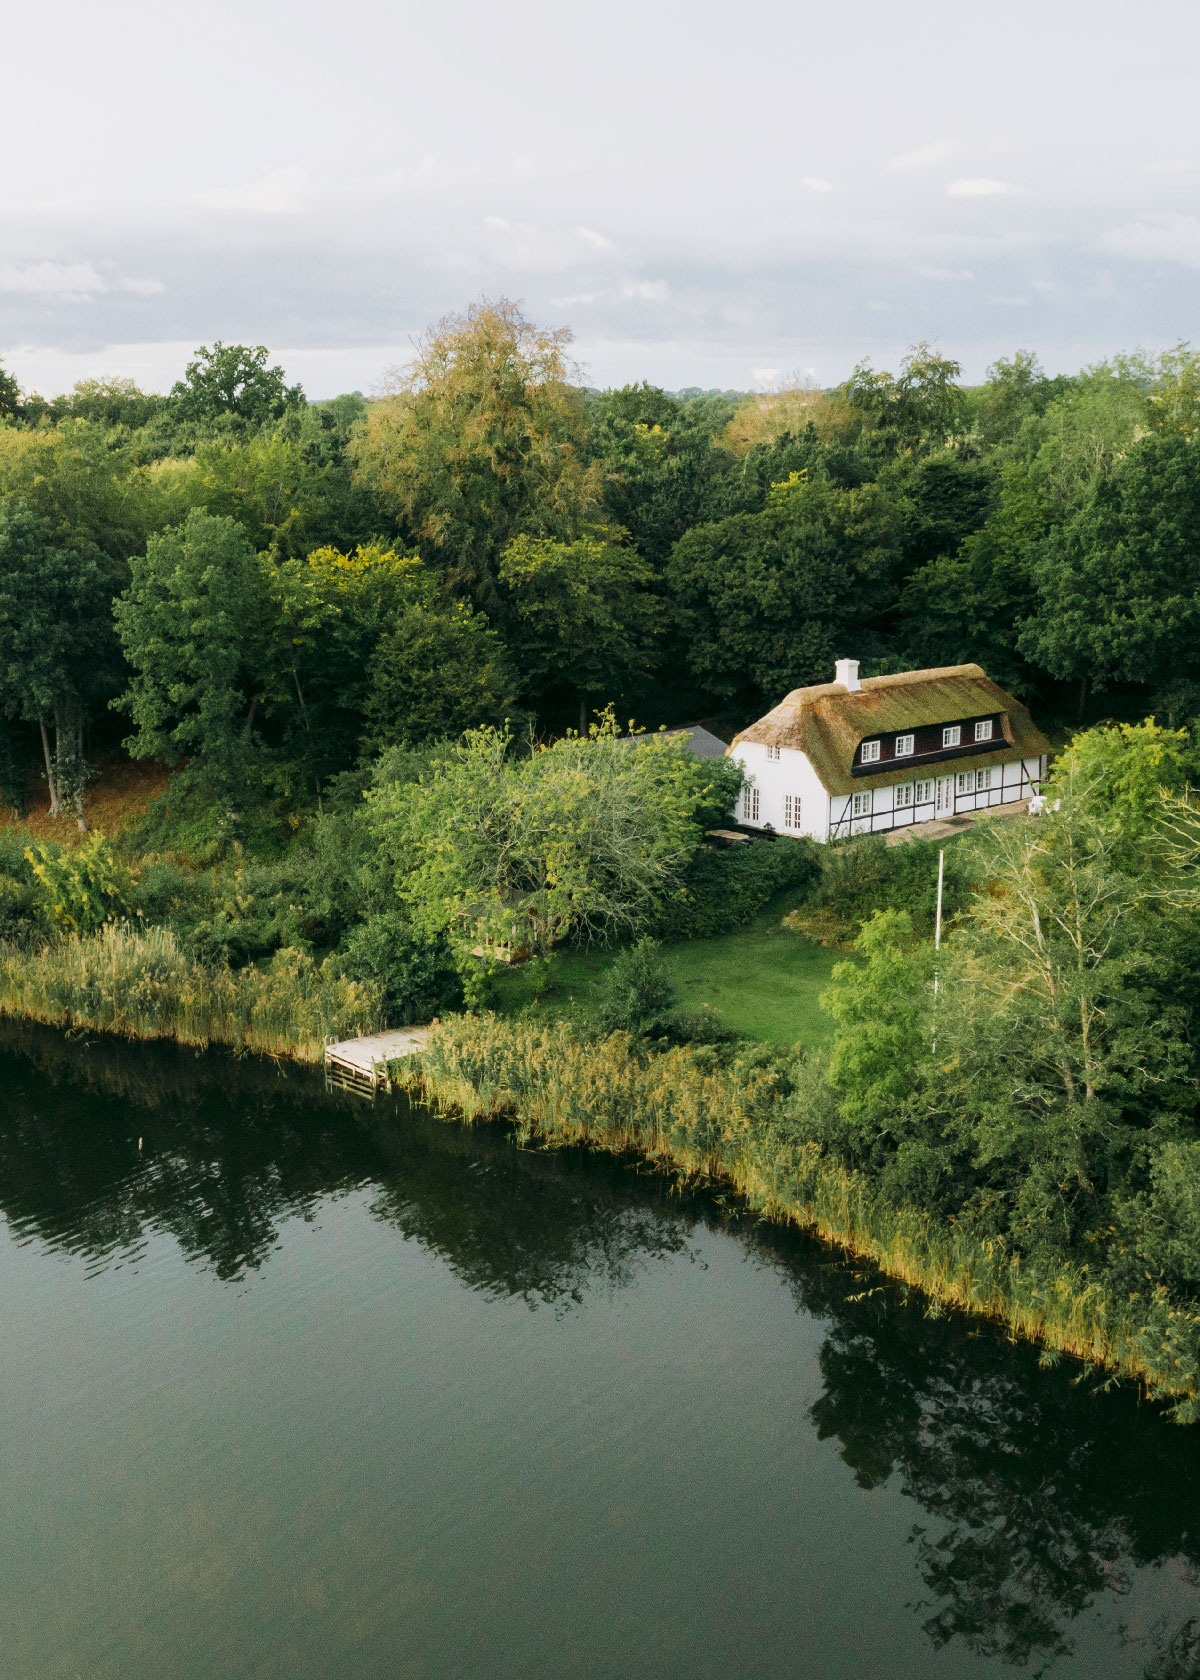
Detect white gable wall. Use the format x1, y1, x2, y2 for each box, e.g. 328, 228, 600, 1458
727, 742, 830, 841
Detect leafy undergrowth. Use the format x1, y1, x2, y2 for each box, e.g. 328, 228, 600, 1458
490, 901, 844, 1047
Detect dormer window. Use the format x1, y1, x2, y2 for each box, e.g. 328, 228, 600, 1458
860, 740, 881, 764
942, 725, 962, 748
895, 734, 914, 757
975, 719, 994, 742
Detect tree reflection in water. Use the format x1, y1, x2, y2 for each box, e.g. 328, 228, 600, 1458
743, 1219, 1200, 1674
0, 1018, 692, 1301
6, 1016, 1200, 1675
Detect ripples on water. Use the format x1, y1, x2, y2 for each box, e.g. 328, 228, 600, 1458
2, 1017, 1200, 1680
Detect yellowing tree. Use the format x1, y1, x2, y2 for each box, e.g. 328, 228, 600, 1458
350, 298, 598, 608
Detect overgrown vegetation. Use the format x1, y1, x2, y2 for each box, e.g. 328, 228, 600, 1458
6, 309, 1200, 1409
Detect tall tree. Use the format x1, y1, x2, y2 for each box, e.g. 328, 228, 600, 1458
349, 298, 597, 608
0, 505, 115, 825
169, 342, 304, 429
114, 510, 273, 812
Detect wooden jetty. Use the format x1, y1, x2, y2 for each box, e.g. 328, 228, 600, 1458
324, 1026, 431, 1096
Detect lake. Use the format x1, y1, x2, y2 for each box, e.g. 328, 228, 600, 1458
3, 1017, 1200, 1679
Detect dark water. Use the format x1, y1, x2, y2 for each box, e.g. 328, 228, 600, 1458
3, 1024, 1200, 1680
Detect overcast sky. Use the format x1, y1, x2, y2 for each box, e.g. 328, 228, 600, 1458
3, 0, 1199, 398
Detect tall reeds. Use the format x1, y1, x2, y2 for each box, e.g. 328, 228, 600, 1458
391, 1013, 1200, 1416
0, 923, 381, 1061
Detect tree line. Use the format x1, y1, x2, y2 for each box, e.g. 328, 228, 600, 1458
3, 302, 1200, 833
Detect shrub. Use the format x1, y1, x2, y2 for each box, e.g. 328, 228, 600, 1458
786, 833, 965, 946
336, 911, 463, 1025
595, 938, 678, 1035
647, 835, 820, 941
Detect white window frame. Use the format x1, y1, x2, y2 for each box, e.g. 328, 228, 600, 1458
783, 793, 802, 830
976, 768, 992, 791
860, 739, 881, 764
943, 725, 962, 748
914, 779, 935, 804
851, 791, 873, 818
742, 785, 760, 822
766, 745, 781, 761
974, 719, 994, 743
894, 734, 914, 757
894, 782, 913, 808
956, 771, 973, 795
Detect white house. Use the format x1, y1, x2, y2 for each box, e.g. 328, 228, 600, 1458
727, 659, 1051, 842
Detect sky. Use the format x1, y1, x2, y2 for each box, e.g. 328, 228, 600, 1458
3, 0, 1199, 399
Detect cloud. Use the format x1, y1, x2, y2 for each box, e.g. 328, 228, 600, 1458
886, 140, 956, 171
752, 366, 782, 387
620, 279, 669, 301
0, 260, 108, 300
576, 225, 612, 248
119, 275, 166, 296
193, 167, 309, 214
801, 176, 834, 193
1147, 158, 1198, 173
946, 178, 1021, 197
483, 215, 511, 230
912, 264, 975, 281
1098, 212, 1200, 267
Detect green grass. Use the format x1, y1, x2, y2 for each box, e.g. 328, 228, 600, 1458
490, 902, 844, 1046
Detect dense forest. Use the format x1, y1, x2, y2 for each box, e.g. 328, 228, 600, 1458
3, 299, 1199, 841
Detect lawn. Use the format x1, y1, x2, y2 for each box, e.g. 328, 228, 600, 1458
490, 902, 845, 1048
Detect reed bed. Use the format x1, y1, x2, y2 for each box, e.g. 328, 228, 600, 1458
0, 923, 382, 1062
391, 1013, 1200, 1416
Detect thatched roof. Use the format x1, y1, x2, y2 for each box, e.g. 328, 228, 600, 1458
729, 664, 1052, 796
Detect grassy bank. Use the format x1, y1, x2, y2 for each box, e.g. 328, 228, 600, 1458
390, 1012, 1200, 1418
0, 922, 381, 1061
491, 906, 842, 1045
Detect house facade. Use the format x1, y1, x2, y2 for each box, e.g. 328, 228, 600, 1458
727, 659, 1051, 842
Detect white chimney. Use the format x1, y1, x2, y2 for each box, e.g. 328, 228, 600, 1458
835, 658, 861, 692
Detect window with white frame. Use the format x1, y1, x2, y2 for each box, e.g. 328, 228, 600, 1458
766, 745, 781, 761
942, 725, 962, 748
915, 779, 935, 804
851, 791, 873, 818
894, 782, 913, 808
895, 733, 914, 757
741, 785, 760, 822
974, 719, 994, 742
783, 794, 802, 829
956, 771, 973, 795
860, 739, 881, 763
976, 767, 992, 791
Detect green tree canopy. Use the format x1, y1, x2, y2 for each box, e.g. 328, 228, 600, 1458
169, 342, 304, 429
0, 503, 116, 824
1020, 430, 1200, 694
666, 476, 903, 703
114, 509, 273, 809
368, 715, 741, 960
499, 530, 659, 726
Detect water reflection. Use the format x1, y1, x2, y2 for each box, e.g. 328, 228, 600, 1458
0, 1018, 691, 1299
5, 1017, 1200, 1675
744, 1220, 1200, 1673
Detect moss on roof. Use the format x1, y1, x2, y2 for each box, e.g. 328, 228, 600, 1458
729, 664, 1053, 795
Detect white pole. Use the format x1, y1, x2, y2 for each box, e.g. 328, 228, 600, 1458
934, 848, 945, 954
932, 849, 945, 1044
